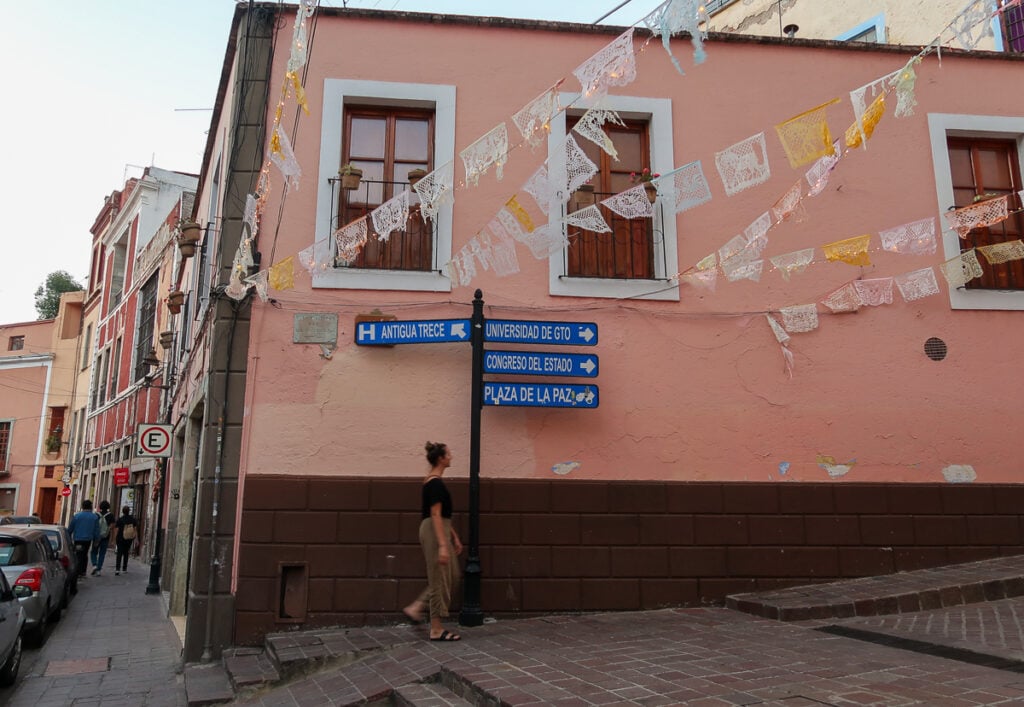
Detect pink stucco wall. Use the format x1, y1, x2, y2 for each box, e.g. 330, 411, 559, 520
0, 320, 55, 515
229, 14, 1023, 484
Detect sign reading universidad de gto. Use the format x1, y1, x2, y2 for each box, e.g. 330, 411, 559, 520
483, 382, 599, 408
483, 319, 597, 346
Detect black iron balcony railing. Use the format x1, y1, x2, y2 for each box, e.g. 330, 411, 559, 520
563, 188, 666, 281
329, 177, 438, 272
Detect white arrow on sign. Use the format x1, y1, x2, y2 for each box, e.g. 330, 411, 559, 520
451, 322, 468, 339
580, 358, 597, 375
579, 326, 596, 343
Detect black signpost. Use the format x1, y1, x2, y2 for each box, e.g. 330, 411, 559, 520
355, 289, 599, 626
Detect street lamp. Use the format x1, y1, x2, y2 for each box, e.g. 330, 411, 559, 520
141, 343, 174, 596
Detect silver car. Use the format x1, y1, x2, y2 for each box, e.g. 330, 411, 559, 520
13, 523, 79, 606
0, 528, 64, 647
0, 571, 23, 686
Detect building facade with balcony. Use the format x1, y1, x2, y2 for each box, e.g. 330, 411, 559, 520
172, 3, 1024, 658
74, 167, 197, 562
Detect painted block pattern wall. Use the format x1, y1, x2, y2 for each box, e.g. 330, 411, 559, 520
233, 476, 1024, 645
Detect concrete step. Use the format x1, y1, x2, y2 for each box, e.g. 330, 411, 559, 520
184, 662, 234, 706
392, 681, 475, 706
727, 554, 1024, 622
223, 646, 280, 692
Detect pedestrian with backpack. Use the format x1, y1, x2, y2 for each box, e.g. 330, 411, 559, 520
114, 506, 138, 575
90, 500, 115, 576
67, 499, 100, 580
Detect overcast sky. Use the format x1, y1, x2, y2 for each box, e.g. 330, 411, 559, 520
0, 0, 667, 325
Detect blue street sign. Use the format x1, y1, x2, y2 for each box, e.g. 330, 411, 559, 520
355, 318, 471, 345
483, 382, 599, 408
484, 319, 598, 346
483, 350, 599, 378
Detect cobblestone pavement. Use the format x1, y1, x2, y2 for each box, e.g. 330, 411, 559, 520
5, 558, 185, 707
239, 605, 1024, 705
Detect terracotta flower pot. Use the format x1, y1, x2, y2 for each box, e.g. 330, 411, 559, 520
339, 167, 363, 190
159, 331, 174, 349
407, 168, 427, 187
167, 291, 185, 315
179, 221, 201, 243
643, 182, 658, 204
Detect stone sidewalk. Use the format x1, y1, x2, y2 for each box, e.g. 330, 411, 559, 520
5, 557, 186, 706
10, 552, 1024, 705
233, 555, 1024, 705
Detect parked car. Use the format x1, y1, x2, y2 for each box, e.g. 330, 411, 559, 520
0, 571, 23, 686
0, 528, 65, 647
0, 517, 40, 526
11, 524, 78, 604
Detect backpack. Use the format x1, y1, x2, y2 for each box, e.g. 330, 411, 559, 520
96, 511, 109, 539
123, 522, 137, 541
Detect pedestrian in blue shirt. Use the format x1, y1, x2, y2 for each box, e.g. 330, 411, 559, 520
67, 499, 100, 580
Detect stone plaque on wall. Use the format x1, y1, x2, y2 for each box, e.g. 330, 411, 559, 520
293, 313, 338, 345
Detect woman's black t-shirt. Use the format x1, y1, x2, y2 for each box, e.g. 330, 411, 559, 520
421, 478, 452, 519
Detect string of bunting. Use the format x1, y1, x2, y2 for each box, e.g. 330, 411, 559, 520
232, 0, 1018, 363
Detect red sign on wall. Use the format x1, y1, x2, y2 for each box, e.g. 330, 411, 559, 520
113, 467, 130, 486
60, 486, 71, 498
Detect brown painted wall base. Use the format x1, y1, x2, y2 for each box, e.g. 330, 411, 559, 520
233, 476, 1024, 646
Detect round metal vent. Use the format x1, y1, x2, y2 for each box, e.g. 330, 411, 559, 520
924, 337, 947, 361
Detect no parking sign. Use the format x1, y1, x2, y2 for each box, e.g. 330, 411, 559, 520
136, 424, 173, 458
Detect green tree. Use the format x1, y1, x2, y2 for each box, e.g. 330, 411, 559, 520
34, 270, 84, 320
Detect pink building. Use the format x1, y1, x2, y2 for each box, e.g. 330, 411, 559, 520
0, 319, 57, 519
172, 5, 1024, 657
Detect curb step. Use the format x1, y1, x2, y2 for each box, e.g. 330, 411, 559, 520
727, 555, 1024, 622
223, 647, 280, 692
393, 681, 475, 706
184, 663, 234, 706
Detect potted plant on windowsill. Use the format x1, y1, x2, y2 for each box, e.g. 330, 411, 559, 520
167, 290, 185, 315
572, 180, 595, 205
44, 431, 61, 456
630, 168, 661, 204
338, 163, 363, 190
407, 168, 428, 187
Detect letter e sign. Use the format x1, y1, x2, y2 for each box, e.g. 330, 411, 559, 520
136, 424, 173, 458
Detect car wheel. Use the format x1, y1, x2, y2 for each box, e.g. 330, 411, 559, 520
25, 604, 48, 648
0, 635, 21, 687
49, 597, 62, 623
70, 576, 78, 596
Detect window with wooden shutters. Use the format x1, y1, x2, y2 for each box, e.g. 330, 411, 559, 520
566, 118, 654, 280
0, 422, 10, 474
947, 137, 1024, 290
338, 107, 433, 271
134, 273, 158, 381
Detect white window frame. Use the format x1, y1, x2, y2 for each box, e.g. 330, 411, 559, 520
927, 112, 1024, 310
547, 93, 679, 301
314, 79, 456, 292
835, 14, 886, 43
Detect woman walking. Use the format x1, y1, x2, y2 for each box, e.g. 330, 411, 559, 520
113, 506, 138, 575
403, 441, 463, 641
